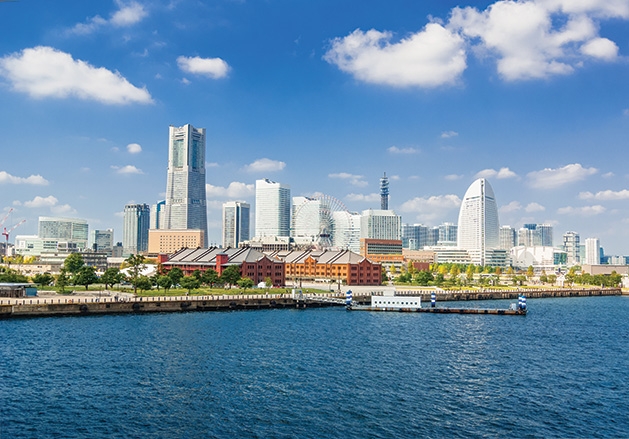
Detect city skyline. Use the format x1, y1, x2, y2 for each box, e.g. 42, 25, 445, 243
1, 1, 628, 254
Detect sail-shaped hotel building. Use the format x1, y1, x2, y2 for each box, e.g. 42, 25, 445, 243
457, 178, 501, 266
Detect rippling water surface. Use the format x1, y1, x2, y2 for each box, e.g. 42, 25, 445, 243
1, 296, 628, 438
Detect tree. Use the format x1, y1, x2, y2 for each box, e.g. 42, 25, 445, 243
414, 271, 434, 286
180, 275, 201, 294
264, 276, 273, 289
56, 269, 70, 293
64, 253, 85, 276
526, 265, 535, 279
32, 273, 54, 287
220, 265, 241, 288
135, 276, 153, 293
609, 271, 622, 287
0, 268, 28, 283
125, 254, 146, 295
157, 275, 173, 291
74, 266, 99, 290
450, 265, 460, 278
168, 267, 184, 286
101, 267, 123, 290
237, 277, 255, 290
495, 266, 502, 276
201, 268, 220, 287
192, 269, 202, 281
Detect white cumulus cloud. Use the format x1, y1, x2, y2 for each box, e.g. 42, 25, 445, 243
177, 56, 230, 79
126, 143, 142, 154
444, 174, 464, 181
0, 171, 49, 185
329, 172, 368, 187
345, 193, 380, 203
499, 201, 522, 213
399, 194, 462, 223
112, 165, 143, 174
324, 23, 467, 88
206, 182, 254, 198
448, 0, 623, 81
580, 37, 619, 60
388, 146, 419, 154
579, 189, 629, 200
244, 158, 286, 173
24, 195, 58, 208
441, 130, 459, 138
527, 163, 598, 189
557, 205, 606, 216
326, 0, 626, 86
525, 202, 545, 212
0, 46, 153, 105
475, 167, 518, 179
68, 1, 147, 35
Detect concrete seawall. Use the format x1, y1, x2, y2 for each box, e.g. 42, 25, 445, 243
0, 293, 341, 319
0, 288, 622, 319
380, 287, 622, 303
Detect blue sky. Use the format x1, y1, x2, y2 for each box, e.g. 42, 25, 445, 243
1, 0, 628, 254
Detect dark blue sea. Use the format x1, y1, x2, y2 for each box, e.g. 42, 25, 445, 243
2, 296, 628, 439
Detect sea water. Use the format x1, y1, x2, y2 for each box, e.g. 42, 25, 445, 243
1, 296, 628, 438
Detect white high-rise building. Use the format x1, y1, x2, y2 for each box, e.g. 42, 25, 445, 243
255, 179, 291, 238
360, 209, 401, 240
163, 124, 208, 246
222, 201, 250, 248
585, 237, 601, 265
457, 178, 500, 265
500, 225, 516, 250
38, 216, 89, 250
563, 231, 580, 266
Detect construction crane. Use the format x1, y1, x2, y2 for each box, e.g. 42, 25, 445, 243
1, 209, 26, 257
0, 208, 14, 229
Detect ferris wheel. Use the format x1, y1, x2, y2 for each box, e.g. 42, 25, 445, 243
292, 194, 352, 249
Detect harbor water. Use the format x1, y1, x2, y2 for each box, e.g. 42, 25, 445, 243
1, 296, 628, 438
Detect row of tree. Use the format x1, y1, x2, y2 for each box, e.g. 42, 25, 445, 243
393, 261, 622, 288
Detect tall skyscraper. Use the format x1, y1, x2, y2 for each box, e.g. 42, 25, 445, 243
255, 179, 291, 238
123, 204, 150, 256
380, 172, 389, 210
163, 124, 208, 246
223, 201, 250, 248
457, 178, 500, 265
585, 237, 601, 265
